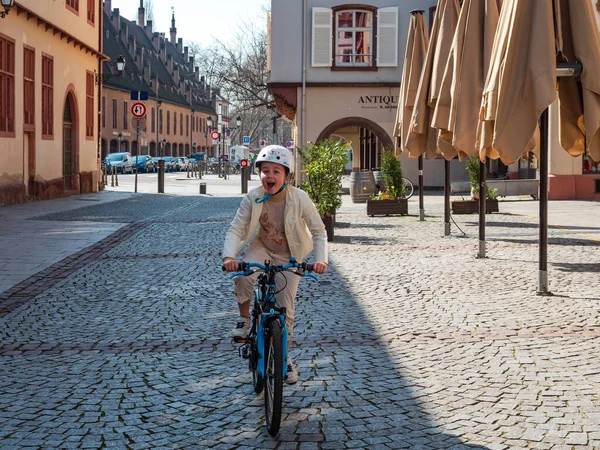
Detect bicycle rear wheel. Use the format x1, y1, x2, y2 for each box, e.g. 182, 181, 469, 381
403, 177, 414, 199
264, 319, 284, 436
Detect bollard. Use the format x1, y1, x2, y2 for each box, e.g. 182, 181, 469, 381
111, 166, 115, 187
158, 159, 165, 193
199, 181, 207, 194
187, 162, 190, 178
241, 166, 248, 194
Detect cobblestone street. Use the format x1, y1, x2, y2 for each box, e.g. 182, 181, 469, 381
1, 186, 600, 449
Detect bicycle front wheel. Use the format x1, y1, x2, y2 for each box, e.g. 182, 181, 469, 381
403, 177, 414, 199
264, 319, 284, 436
250, 317, 264, 394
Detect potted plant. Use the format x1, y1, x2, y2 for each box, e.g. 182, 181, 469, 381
298, 139, 349, 241
452, 156, 500, 214
366, 149, 409, 216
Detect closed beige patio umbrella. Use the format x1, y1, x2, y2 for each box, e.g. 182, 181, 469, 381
394, 11, 428, 157
431, 0, 502, 254
405, 0, 460, 224
477, 0, 600, 294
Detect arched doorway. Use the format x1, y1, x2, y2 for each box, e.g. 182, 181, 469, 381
149, 141, 156, 157
316, 117, 394, 171
110, 139, 118, 153
62, 93, 78, 190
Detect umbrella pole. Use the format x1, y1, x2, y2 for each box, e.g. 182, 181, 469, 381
477, 158, 487, 258
419, 155, 425, 221
444, 159, 450, 235
537, 108, 552, 296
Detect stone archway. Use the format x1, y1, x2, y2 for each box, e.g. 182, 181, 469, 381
316, 116, 394, 149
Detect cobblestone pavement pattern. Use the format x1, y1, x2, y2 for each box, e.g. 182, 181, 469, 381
1, 190, 600, 449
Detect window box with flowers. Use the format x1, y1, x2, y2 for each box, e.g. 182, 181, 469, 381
366, 149, 408, 216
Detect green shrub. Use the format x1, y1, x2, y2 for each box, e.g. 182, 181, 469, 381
465, 155, 497, 200
380, 149, 406, 199
298, 139, 349, 217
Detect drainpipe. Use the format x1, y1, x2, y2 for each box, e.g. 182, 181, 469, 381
299, 0, 307, 185
97, 0, 103, 189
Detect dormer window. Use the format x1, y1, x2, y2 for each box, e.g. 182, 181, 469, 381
335, 10, 373, 67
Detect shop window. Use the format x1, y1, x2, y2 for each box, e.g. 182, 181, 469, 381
312, 6, 397, 69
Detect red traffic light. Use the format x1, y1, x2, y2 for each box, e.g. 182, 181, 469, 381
240, 159, 248, 167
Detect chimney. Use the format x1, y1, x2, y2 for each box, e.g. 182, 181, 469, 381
128, 34, 137, 57
138, 0, 145, 27
195, 66, 200, 83
120, 21, 129, 47
170, 10, 177, 44
112, 8, 121, 33
104, 0, 112, 14
167, 54, 173, 73
188, 56, 194, 72
178, 38, 183, 52
145, 20, 153, 38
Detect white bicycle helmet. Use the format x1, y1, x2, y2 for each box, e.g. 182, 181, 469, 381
255, 145, 294, 173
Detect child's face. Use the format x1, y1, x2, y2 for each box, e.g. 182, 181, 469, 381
260, 162, 287, 195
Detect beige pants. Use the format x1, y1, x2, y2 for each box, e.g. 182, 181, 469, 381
233, 241, 300, 343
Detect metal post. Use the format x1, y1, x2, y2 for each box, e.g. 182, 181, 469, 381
538, 108, 552, 296
241, 166, 248, 194
114, 166, 119, 187
418, 155, 424, 221
111, 166, 115, 187
477, 159, 486, 258
444, 159, 451, 236
158, 159, 165, 193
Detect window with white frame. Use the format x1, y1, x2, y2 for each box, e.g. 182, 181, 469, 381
335, 10, 373, 66
312, 6, 398, 69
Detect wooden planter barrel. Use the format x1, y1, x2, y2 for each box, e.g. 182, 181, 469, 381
366, 199, 409, 216
321, 215, 334, 241
349, 171, 376, 203
451, 199, 499, 214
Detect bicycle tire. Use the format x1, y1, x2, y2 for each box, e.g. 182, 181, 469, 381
264, 319, 284, 436
403, 177, 414, 200
250, 316, 264, 394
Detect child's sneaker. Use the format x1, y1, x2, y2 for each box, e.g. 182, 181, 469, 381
231, 316, 250, 339
285, 357, 298, 385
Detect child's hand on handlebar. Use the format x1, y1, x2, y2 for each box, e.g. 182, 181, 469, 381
222, 258, 239, 272
312, 262, 327, 274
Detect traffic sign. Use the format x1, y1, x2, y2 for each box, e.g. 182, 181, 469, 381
240, 159, 248, 167
226, 130, 231, 138
210, 130, 220, 140
286, 140, 294, 148
243, 135, 250, 145
260, 139, 266, 147
131, 101, 147, 119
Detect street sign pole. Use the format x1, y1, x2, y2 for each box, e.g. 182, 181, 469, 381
134, 119, 140, 193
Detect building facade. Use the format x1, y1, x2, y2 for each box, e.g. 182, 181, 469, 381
101, 0, 228, 161
0, 0, 105, 205
269, 0, 600, 199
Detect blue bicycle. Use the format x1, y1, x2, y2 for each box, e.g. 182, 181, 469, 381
227, 258, 318, 436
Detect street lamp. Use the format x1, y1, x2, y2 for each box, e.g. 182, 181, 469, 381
0, 0, 14, 18
95, 55, 126, 85
206, 116, 213, 158
161, 139, 167, 157
117, 132, 124, 151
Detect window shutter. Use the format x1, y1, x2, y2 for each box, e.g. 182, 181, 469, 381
312, 7, 332, 67
377, 7, 398, 67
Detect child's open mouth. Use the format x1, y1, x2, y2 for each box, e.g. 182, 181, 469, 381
266, 181, 276, 189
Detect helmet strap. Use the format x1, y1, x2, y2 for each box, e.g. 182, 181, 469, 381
255, 183, 288, 204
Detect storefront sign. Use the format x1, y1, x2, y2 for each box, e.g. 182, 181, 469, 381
358, 95, 398, 110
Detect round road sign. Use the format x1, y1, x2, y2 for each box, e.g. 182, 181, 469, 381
210, 130, 220, 140
131, 101, 147, 119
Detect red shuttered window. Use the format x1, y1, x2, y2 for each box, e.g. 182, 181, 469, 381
41, 54, 54, 138
87, 0, 95, 24
0, 35, 15, 135
23, 47, 35, 127
66, 0, 79, 14
86, 71, 94, 137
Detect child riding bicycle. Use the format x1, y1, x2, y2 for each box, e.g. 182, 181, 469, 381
222, 145, 328, 384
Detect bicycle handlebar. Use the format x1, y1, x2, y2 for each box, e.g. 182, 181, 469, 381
222, 259, 318, 281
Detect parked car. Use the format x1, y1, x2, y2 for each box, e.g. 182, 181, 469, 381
175, 157, 191, 171
132, 155, 156, 173
151, 156, 176, 172
104, 152, 133, 174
